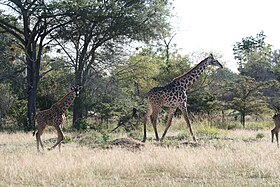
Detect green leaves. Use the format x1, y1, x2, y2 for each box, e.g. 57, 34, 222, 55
224, 75, 276, 126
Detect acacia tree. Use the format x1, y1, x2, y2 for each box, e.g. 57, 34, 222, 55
52, 0, 172, 128
0, 0, 78, 130
225, 76, 277, 127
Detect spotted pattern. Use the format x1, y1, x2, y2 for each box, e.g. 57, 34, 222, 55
142, 55, 223, 142
34, 85, 82, 152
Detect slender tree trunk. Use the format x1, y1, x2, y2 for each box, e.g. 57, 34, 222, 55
27, 85, 36, 131
73, 96, 83, 129
241, 113, 245, 128
72, 39, 91, 129
26, 58, 37, 131
26, 42, 41, 131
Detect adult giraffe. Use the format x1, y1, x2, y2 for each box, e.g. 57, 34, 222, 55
33, 85, 82, 152
142, 54, 223, 142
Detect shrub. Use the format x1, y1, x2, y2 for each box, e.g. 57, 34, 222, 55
73, 118, 89, 130
246, 121, 272, 130
256, 133, 265, 139
196, 126, 220, 137
6, 99, 28, 131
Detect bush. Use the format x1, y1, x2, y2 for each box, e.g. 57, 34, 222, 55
6, 99, 28, 131
246, 121, 272, 130
196, 126, 220, 137
73, 118, 89, 130
256, 133, 265, 139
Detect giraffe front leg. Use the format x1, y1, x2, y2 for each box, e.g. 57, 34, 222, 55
179, 105, 197, 142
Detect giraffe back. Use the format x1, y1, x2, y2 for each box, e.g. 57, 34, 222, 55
35, 107, 64, 127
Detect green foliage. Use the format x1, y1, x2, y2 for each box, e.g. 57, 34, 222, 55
6, 99, 28, 131
78, 131, 104, 146
245, 121, 272, 130
114, 49, 163, 95
50, 0, 172, 127
272, 50, 280, 82
224, 75, 276, 127
233, 31, 267, 68
196, 126, 221, 137
157, 53, 191, 85
225, 122, 241, 130
74, 118, 90, 131
1, 2, 280, 136
256, 133, 265, 139
188, 92, 222, 114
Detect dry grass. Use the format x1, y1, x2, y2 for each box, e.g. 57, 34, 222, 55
1, 129, 280, 186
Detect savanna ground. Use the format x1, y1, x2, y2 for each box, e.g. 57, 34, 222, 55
1, 117, 280, 186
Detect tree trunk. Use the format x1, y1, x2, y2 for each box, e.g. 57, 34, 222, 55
72, 67, 84, 129
27, 85, 36, 131
241, 113, 245, 128
26, 40, 40, 131
26, 56, 39, 131
72, 96, 84, 129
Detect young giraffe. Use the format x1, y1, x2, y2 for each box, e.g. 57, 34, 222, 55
33, 85, 82, 152
142, 54, 223, 142
271, 113, 280, 148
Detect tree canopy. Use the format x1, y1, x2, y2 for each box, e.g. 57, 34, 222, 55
0, 2, 280, 132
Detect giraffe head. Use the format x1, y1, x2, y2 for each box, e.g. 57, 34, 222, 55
71, 84, 83, 97
207, 54, 223, 69
273, 113, 280, 121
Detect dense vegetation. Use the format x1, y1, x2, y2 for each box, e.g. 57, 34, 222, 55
0, 0, 280, 134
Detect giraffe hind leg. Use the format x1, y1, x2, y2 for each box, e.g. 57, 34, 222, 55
142, 104, 153, 142
35, 123, 46, 152
161, 108, 176, 142
35, 132, 40, 152
271, 129, 274, 143
150, 108, 160, 141
276, 132, 279, 148
48, 125, 64, 151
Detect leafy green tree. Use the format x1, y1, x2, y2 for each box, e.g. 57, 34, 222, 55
271, 50, 280, 82
233, 31, 275, 82
233, 31, 266, 68
114, 49, 163, 96
0, 0, 77, 130
51, 0, 172, 128
225, 75, 277, 127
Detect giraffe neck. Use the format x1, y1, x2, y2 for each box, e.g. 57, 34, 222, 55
52, 92, 76, 114
172, 58, 210, 90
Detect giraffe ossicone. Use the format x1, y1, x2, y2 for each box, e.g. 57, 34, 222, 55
142, 54, 223, 142
33, 84, 82, 152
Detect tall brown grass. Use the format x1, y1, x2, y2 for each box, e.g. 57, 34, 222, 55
1, 127, 280, 186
